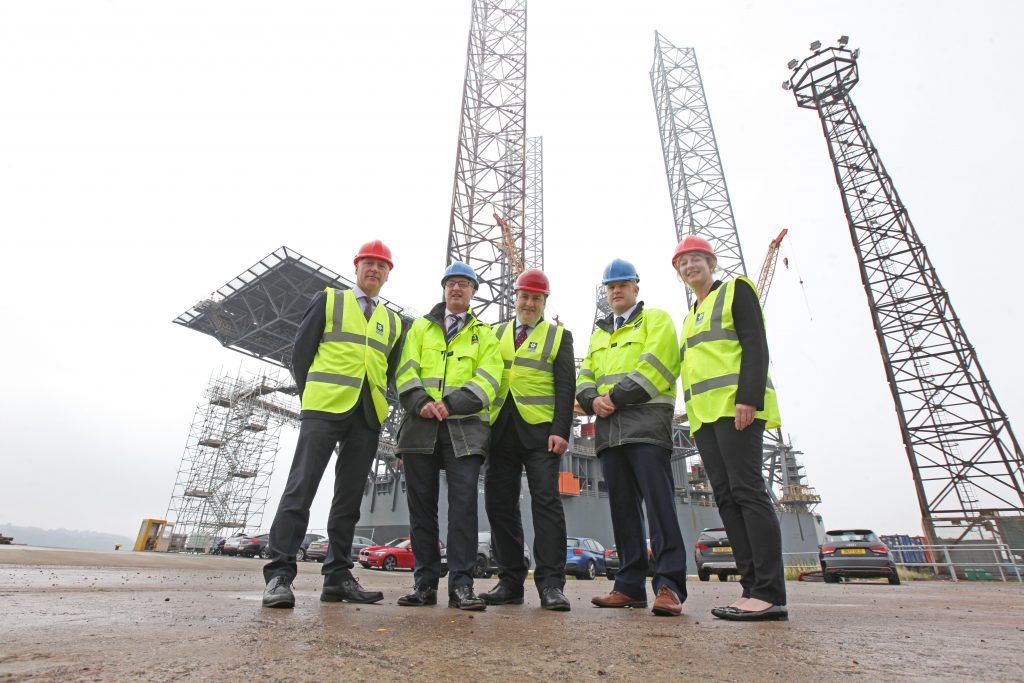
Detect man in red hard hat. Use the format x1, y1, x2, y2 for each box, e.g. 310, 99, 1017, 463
480, 268, 575, 611
262, 240, 404, 609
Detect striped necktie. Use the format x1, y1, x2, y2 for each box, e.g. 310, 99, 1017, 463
445, 314, 461, 343
514, 325, 529, 350
614, 315, 625, 331
361, 296, 375, 321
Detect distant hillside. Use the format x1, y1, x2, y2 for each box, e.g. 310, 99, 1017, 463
0, 524, 134, 551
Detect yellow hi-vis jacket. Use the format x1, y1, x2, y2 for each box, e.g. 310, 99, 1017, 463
394, 304, 503, 457
576, 303, 680, 453
680, 276, 782, 434
301, 287, 402, 423
490, 319, 564, 424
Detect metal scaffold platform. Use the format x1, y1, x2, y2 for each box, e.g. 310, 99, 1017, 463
164, 370, 300, 552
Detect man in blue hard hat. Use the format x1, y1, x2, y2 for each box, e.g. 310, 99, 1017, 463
576, 259, 689, 617
394, 262, 503, 611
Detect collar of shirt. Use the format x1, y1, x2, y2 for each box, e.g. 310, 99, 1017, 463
444, 310, 467, 329
613, 304, 639, 329
515, 317, 538, 338
350, 285, 380, 305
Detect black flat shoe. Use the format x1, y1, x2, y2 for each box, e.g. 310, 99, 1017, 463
397, 585, 438, 606
449, 586, 487, 611
540, 587, 571, 612
716, 605, 788, 622
262, 576, 295, 609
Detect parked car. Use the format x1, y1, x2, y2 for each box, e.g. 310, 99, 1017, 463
236, 533, 271, 558
306, 535, 375, 563
359, 537, 446, 572
221, 532, 253, 557
565, 537, 606, 580
819, 529, 900, 585
475, 531, 533, 578
294, 533, 326, 562
604, 539, 656, 580
694, 528, 737, 581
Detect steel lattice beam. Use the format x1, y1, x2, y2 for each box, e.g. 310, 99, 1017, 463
524, 136, 544, 270
787, 40, 1024, 542
447, 0, 528, 322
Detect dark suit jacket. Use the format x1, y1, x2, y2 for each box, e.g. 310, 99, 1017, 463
491, 326, 575, 451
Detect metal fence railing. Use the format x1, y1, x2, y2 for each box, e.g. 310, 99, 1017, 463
784, 545, 1024, 583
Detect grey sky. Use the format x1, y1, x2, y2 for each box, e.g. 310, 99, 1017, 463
2, 1, 1021, 540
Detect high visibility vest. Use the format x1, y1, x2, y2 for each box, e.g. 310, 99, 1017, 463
394, 310, 502, 423
490, 320, 564, 424
577, 307, 679, 407
680, 276, 782, 434
302, 288, 401, 422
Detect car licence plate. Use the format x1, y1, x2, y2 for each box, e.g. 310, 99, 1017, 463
713, 547, 732, 553
841, 548, 867, 555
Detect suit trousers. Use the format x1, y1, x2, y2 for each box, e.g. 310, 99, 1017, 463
694, 417, 786, 605
263, 416, 379, 586
403, 429, 483, 592
599, 443, 688, 601
484, 427, 567, 593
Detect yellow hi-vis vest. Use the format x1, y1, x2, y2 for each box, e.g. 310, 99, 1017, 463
301, 288, 401, 423
576, 307, 679, 406
394, 311, 502, 423
490, 320, 564, 424
680, 276, 782, 434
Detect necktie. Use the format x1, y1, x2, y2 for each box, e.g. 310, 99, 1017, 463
361, 296, 375, 321
445, 314, 461, 343
614, 315, 625, 331
514, 325, 529, 350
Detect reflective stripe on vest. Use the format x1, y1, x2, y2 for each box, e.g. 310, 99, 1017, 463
302, 288, 399, 421
680, 276, 781, 434
491, 320, 563, 424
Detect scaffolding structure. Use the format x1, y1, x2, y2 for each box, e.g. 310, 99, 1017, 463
446, 0, 528, 322
651, 33, 818, 510
524, 136, 544, 271
786, 38, 1023, 542
165, 370, 300, 552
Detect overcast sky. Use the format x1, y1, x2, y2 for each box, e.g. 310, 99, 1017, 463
2, 1, 1021, 542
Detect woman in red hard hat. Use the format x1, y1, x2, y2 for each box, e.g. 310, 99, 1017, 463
673, 235, 788, 622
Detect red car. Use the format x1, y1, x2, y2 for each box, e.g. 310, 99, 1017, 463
358, 537, 446, 573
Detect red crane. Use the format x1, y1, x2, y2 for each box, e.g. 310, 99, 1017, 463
755, 228, 788, 307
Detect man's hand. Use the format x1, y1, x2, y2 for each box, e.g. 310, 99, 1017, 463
592, 394, 616, 418
432, 401, 450, 420
547, 435, 569, 455
419, 402, 444, 420
735, 403, 755, 431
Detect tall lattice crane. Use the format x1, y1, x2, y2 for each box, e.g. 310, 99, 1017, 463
786, 37, 1024, 543
756, 228, 788, 308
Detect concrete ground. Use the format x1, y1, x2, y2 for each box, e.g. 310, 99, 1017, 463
1, 546, 1022, 682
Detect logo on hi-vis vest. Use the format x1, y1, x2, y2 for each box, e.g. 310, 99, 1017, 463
528, 341, 538, 351
376, 322, 384, 335
471, 335, 479, 344
696, 312, 706, 325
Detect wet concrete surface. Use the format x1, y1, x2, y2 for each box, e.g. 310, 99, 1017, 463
1, 546, 1022, 681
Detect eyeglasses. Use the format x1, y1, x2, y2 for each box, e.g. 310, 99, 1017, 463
445, 279, 473, 290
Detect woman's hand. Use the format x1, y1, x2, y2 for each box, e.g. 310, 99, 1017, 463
735, 404, 755, 430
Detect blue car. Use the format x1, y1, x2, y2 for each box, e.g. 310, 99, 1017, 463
566, 537, 607, 580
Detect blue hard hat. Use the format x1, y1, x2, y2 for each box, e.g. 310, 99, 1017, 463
601, 258, 640, 285
442, 261, 480, 289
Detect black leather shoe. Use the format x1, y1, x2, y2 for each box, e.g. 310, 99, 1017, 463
397, 585, 438, 606
262, 576, 295, 609
320, 578, 383, 604
540, 587, 571, 612
448, 585, 487, 611
480, 583, 525, 605
716, 604, 788, 621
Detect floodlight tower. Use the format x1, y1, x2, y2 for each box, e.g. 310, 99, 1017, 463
447, 0, 528, 322
786, 38, 1024, 542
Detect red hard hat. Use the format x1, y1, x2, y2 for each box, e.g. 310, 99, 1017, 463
514, 268, 550, 295
353, 240, 394, 269
671, 235, 715, 268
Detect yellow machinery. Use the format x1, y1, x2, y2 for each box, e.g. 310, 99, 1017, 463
134, 519, 175, 552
